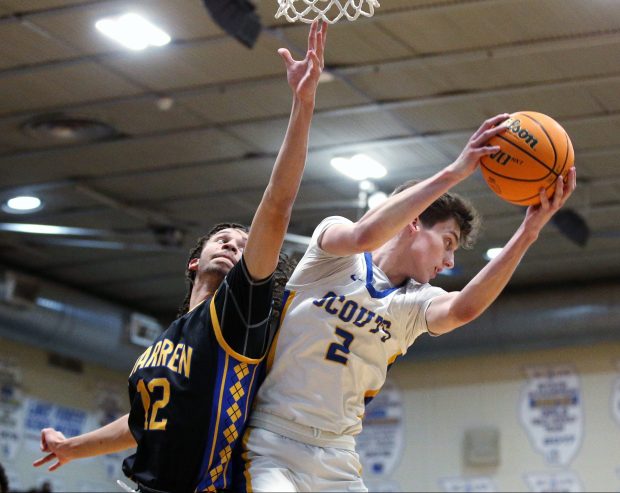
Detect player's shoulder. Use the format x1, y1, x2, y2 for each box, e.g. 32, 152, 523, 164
311, 215, 354, 242
400, 279, 446, 301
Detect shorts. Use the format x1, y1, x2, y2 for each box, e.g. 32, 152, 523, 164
235, 426, 367, 492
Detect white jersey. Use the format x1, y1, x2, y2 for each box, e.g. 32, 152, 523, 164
251, 216, 446, 441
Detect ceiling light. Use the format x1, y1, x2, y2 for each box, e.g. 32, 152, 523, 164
0, 223, 105, 236
3, 196, 42, 213
318, 71, 335, 84
367, 191, 387, 209
21, 114, 118, 142
359, 180, 375, 192
485, 247, 503, 261
0, 223, 63, 235
95, 13, 171, 51
330, 154, 387, 181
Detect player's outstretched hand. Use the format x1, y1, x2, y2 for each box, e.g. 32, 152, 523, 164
523, 166, 577, 235
33, 428, 72, 471
449, 114, 511, 180
278, 19, 327, 105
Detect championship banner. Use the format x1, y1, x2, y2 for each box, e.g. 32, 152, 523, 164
523, 470, 583, 492
0, 358, 25, 460
357, 379, 405, 478
519, 365, 583, 465
89, 384, 127, 479
92, 383, 125, 429
4, 467, 22, 492
35, 475, 66, 492
439, 476, 496, 492
364, 479, 402, 492
23, 398, 88, 450
78, 480, 116, 492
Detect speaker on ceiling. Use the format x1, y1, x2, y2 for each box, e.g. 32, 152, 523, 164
202, 0, 262, 48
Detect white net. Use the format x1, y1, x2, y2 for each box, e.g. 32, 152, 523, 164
275, 0, 380, 24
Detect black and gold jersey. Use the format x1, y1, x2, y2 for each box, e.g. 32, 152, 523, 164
122, 257, 273, 493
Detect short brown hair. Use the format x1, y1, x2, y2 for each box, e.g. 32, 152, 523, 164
391, 179, 481, 249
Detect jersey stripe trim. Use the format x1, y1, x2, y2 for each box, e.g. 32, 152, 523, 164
206, 352, 230, 475
364, 388, 381, 400
244, 364, 259, 417
240, 255, 274, 285
363, 252, 404, 299
266, 290, 296, 373
210, 295, 264, 364
387, 351, 402, 371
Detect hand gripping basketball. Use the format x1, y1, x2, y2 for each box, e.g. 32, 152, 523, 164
480, 111, 575, 206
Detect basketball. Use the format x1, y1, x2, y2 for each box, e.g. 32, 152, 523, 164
480, 111, 574, 206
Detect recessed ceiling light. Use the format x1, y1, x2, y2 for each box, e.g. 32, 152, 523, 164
3, 196, 43, 214
367, 191, 387, 209
318, 71, 335, 84
95, 13, 171, 51
330, 154, 386, 181
21, 114, 118, 142
485, 247, 503, 260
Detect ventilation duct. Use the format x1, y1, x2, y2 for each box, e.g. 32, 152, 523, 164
412, 280, 620, 359
0, 269, 619, 368
0, 269, 162, 372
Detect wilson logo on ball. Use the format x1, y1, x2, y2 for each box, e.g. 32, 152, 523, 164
480, 111, 574, 206
506, 118, 539, 149
489, 149, 526, 167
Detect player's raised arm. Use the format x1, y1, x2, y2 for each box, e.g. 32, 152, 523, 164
426, 167, 577, 335
320, 114, 510, 256
243, 21, 327, 280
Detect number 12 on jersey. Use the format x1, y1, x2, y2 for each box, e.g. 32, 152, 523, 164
136, 378, 170, 430
326, 327, 354, 365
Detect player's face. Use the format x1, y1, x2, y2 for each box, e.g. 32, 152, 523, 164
406, 218, 460, 284
197, 228, 248, 276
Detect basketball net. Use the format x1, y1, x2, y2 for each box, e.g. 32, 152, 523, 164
275, 0, 380, 24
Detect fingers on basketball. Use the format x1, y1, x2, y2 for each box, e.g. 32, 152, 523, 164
480, 111, 575, 206
472, 114, 509, 141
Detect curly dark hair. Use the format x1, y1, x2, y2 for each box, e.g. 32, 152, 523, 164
176, 223, 296, 323
391, 179, 481, 249
0, 461, 8, 493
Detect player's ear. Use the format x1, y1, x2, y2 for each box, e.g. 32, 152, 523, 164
409, 217, 420, 233
188, 258, 199, 271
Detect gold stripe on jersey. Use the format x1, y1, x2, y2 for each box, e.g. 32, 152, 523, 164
361, 352, 402, 407
364, 388, 381, 400
206, 353, 230, 475
266, 290, 296, 373
202, 359, 257, 490
388, 352, 402, 366
244, 363, 258, 418
210, 295, 264, 364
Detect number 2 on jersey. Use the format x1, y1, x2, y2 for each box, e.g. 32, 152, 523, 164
136, 378, 170, 430
326, 327, 354, 365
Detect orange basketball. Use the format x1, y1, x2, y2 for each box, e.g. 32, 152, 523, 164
480, 111, 574, 206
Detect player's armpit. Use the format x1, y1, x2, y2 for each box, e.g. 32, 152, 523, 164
425, 291, 472, 336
